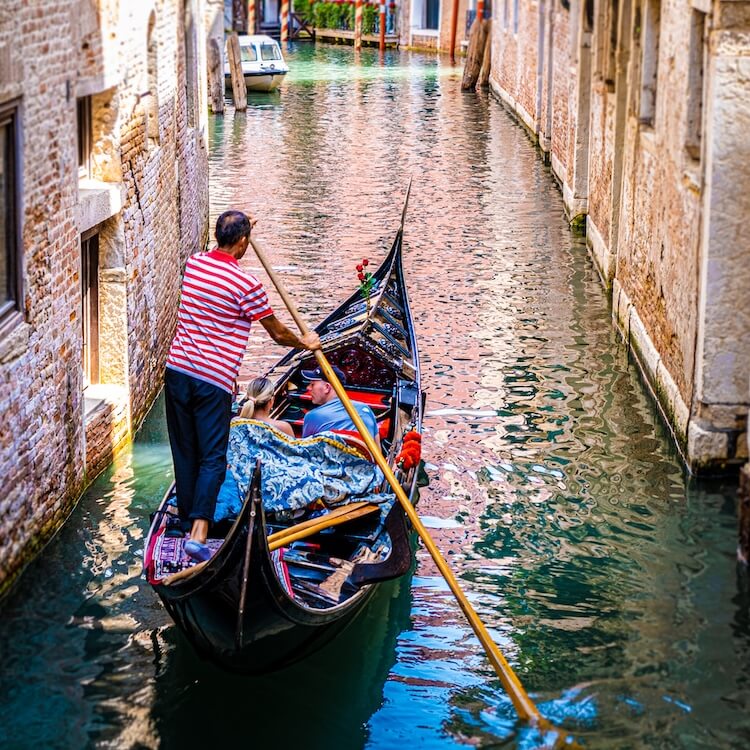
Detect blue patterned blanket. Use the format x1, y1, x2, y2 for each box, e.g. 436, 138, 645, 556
214, 420, 390, 522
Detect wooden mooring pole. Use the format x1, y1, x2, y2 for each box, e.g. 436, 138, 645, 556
461, 17, 489, 91
354, 0, 364, 51
248, 0, 256, 34
379, 0, 386, 53
281, 0, 290, 44
477, 20, 492, 89
227, 32, 247, 111
207, 37, 225, 114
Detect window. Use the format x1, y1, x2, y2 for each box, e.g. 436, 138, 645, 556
685, 8, 706, 160
241, 44, 259, 62
260, 43, 280, 61
81, 230, 99, 385
77, 96, 92, 178
1, 101, 22, 332
605, 0, 619, 88
425, 0, 439, 30
639, 0, 660, 126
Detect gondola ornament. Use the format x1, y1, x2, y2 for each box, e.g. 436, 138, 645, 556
356, 258, 374, 315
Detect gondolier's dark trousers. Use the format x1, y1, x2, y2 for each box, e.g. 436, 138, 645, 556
164, 368, 232, 523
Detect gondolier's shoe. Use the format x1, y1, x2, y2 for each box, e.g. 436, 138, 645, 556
184, 540, 212, 563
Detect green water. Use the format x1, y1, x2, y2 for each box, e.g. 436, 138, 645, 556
1, 43, 748, 749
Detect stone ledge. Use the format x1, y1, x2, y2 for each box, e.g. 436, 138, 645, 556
586, 216, 615, 286
78, 179, 124, 235
84, 383, 128, 419
488, 80, 539, 142
613, 278, 748, 473
84, 384, 131, 480
613, 278, 690, 451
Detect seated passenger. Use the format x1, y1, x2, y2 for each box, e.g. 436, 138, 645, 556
301, 365, 380, 449
238, 376, 295, 438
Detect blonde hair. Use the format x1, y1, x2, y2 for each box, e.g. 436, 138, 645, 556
240, 377, 275, 419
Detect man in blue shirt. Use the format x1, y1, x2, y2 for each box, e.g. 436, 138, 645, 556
301, 365, 380, 448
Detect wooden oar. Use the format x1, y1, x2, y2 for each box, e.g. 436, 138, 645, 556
250, 235, 579, 743
267, 502, 380, 551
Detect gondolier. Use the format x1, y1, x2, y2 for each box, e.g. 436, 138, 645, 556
164, 210, 320, 562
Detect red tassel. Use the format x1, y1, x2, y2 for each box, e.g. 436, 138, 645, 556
396, 440, 421, 470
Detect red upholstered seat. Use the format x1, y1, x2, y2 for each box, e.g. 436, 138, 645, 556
330, 429, 375, 462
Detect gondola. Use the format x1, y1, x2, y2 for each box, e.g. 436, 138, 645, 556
143, 203, 424, 674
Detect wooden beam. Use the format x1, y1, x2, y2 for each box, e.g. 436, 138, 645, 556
207, 37, 224, 114
226, 32, 247, 111
268, 502, 381, 551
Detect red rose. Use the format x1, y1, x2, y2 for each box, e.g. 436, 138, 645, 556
356, 264, 363, 272
358, 272, 365, 281
362, 258, 369, 266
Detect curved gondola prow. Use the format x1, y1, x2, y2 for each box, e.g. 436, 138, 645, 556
234, 459, 262, 649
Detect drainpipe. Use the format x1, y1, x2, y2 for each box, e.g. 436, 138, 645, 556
449, 0, 459, 63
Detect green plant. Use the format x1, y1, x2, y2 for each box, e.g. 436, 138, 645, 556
313, 1, 358, 30
295, 0, 315, 24
362, 3, 377, 34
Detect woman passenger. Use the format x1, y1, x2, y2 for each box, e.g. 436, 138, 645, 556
238, 376, 295, 438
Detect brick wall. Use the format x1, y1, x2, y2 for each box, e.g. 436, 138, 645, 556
0, 0, 209, 598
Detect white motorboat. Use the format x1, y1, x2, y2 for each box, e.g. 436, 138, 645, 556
224, 34, 289, 93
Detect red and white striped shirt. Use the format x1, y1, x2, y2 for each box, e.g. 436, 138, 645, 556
166, 249, 273, 393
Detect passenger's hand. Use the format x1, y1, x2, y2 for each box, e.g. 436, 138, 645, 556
300, 331, 321, 351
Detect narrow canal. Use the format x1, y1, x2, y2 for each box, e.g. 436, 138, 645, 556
1, 44, 748, 749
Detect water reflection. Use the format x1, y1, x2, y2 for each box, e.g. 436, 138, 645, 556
0, 42, 748, 749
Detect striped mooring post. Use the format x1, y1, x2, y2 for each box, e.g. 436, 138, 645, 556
354, 0, 364, 50
379, 0, 386, 52
248, 0, 256, 34
281, 0, 290, 43
477, 0, 485, 20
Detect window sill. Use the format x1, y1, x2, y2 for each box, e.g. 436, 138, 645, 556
682, 167, 702, 194
78, 179, 124, 234
84, 383, 128, 420
412, 29, 439, 37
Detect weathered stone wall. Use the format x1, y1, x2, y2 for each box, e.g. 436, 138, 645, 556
615, 0, 702, 414
489, 2, 540, 132
487, 0, 750, 472
545, 5, 574, 179
0, 0, 209, 598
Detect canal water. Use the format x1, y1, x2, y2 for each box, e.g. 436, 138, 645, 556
1, 44, 748, 749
